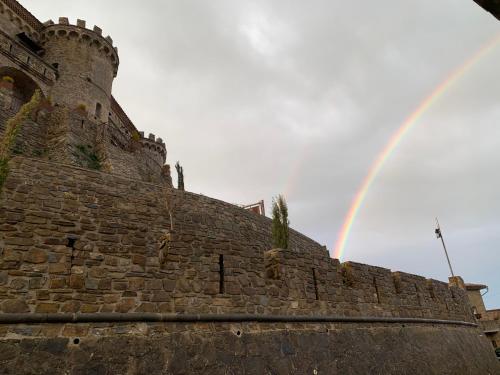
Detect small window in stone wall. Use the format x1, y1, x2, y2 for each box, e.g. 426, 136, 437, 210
95, 102, 102, 119
219, 254, 224, 294
312, 268, 319, 300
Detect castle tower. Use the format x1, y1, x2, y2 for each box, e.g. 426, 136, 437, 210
139, 132, 167, 166
39, 18, 119, 123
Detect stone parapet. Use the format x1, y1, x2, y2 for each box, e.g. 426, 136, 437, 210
139, 132, 167, 166
0, 29, 57, 85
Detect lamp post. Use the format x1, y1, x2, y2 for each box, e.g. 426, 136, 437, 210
435, 218, 455, 277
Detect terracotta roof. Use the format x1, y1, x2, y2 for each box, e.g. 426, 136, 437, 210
110, 96, 138, 134
2, 0, 43, 31
465, 283, 488, 291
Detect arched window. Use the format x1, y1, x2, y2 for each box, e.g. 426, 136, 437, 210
0, 66, 43, 111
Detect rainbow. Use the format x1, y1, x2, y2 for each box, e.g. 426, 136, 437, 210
333, 34, 500, 260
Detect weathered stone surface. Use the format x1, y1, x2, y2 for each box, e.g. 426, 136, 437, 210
2, 299, 29, 313
24, 249, 48, 263
0, 322, 498, 374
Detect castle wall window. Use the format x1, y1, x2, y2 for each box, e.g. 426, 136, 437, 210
219, 254, 224, 294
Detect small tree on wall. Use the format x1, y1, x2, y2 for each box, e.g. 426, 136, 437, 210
272, 194, 289, 249
175, 161, 184, 191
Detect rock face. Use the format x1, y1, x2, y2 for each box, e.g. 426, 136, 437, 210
474, 0, 500, 19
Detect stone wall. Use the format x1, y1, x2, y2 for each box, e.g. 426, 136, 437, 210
0, 92, 171, 185
0, 321, 498, 374
0, 157, 473, 321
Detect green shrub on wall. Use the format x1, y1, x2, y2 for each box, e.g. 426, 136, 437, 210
0, 89, 41, 193
75, 144, 102, 171
272, 194, 289, 249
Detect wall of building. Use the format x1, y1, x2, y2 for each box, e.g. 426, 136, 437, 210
0, 321, 498, 374
467, 288, 488, 315
0, 157, 474, 321
0, 92, 170, 185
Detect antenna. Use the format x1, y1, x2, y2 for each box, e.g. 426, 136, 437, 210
435, 218, 455, 277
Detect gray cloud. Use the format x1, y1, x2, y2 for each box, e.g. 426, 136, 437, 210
22, 0, 500, 308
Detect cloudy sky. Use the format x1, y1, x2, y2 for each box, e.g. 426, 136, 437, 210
23, 0, 499, 308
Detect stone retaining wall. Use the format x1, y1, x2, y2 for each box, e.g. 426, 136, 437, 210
0, 321, 498, 374
0, 157, 473, 322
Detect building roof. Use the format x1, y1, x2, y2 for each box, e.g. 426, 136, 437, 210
465, 283, 488, 291
110, 96, 138, 134
2, 0, 44, 31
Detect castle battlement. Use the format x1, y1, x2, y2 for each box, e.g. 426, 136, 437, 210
139, 132, 167, 165
41, 18, 119, 76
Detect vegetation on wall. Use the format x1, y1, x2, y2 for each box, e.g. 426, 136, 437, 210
45, 106, 69, 163
75, 144, 101, 170
131, 131, 140, 142
175, 161, 184, 191
76, 103, 87, 112
0, 89, 41, 192
95, 124, 112, 172
272, 194, 289, 249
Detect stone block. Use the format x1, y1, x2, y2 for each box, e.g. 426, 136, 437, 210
49, 277, 66, 289
146, 279, 162, 290
35, 303, 60, 313
70, 275, 85, 289
80, 304, 99, 313
115, 298, 136, 313
129, 278, 145, 291
62, 325, 89, 337
2, 299, 29, 313
85, 278, 98, 290
49, 263, 67, 274
25, 249, 48, 264
98, 278, 111, 290
61, 301, 81, 313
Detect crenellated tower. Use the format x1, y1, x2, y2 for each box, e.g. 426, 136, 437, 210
139, 132, 167, 166
39, 17, 119, 123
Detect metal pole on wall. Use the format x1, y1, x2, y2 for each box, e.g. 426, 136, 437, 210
434, 218, 455, 277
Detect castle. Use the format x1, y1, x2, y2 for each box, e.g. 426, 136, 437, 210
0, 1, 498, 374
0, 0, 170, 185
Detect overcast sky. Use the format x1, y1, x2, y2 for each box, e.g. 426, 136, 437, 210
22, 0, 500, 308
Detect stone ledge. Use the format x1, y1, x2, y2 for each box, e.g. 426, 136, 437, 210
0, 312, 478, 327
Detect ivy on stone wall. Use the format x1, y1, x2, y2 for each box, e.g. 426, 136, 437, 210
0, 89, 41, 193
